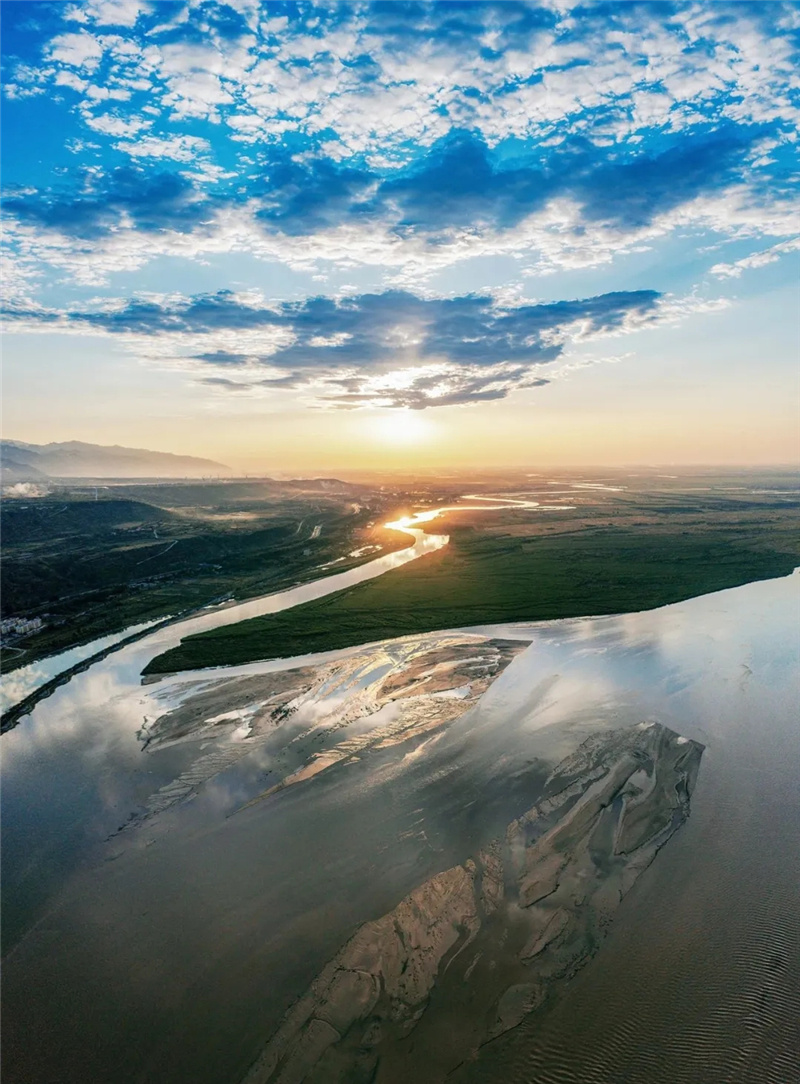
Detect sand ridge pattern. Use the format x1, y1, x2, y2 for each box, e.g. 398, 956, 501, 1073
243, 722, 703, 1084
121, 636, 525, 832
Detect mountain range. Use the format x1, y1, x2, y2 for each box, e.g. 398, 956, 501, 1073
1, 440, 232, 481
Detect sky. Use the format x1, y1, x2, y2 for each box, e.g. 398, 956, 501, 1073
1, 0, 799, 472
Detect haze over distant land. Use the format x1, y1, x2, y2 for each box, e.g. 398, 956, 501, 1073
1, 2, 798, 471
1, 440, 231, 481
1, 5, 799, 1084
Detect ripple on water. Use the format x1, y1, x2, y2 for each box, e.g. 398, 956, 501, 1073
454, 722, 800, 1084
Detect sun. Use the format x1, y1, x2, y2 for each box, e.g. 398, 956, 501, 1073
370, 410, 434, 446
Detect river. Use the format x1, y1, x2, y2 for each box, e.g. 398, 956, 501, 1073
0, 514, 447, 716
1, 497, 560, 716
1, 517, 797, 1083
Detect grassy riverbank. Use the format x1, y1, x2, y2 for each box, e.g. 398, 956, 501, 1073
144, 516, 800, 674
0, 481, 409, 672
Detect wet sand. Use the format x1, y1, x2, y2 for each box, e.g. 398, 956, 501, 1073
247, 724, 703, 1083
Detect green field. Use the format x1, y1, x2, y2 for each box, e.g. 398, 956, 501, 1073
0, 482, 407, 670
144, 514, 800, 674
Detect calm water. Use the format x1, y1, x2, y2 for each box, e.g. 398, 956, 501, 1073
0, 520, 447, 714
2, 571, 798, 1083
0, 496, 552, 715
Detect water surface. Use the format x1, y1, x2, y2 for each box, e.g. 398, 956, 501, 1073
2, 571, 798, 1083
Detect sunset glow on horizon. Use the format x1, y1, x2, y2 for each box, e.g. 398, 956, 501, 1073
1, 2, 798, 471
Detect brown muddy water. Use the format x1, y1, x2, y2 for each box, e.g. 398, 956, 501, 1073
2, 571, 798, 1084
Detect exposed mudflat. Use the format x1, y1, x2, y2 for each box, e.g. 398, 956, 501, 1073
124, 636, 524, 830
246, 723, 703, 1084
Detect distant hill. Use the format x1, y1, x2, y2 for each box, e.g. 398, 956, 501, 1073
1, 440, 232, 480
0, 446, 51, 483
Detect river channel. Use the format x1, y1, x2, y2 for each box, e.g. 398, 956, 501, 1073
1, 509, 797, 1084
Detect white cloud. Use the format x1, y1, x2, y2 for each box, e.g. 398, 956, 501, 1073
66, 0, 147, 28
0, 252, 42, 304
46, 31, 105, 72
17, 3, 798, 161
85, 84, 131, 101
4, 2, 799, 298
710, 236, 800, 277
84, 112, 150, 137
5, 175, 798, 291
54, 70, 89, 92
115, 134, 212, 162
309, 333, 352, 348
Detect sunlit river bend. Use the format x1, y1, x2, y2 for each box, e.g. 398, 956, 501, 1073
1, 497, 558, 714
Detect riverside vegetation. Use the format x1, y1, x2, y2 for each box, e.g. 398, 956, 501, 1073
145, 469, 800, 674
0, 478, 408, 670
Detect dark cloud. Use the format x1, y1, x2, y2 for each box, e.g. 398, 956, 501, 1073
255, 123, 775, 238
6, 287, 662, 408
76, 293, 282, 333
381, 132, 551, 230
192, 350, 251, 365
364, 1, 556, 48
258, 371, 308, 388
199, 376, 251, 390
382, 126, 770, 233
2, 168, 215, 240
52, 286, 658, 365
255, 153, 375, 235
3, 124, 773, 246
251, 125, 771, 238
577, 128, 763, 228
323, 367, 551, 409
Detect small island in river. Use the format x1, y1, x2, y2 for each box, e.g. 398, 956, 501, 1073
243, 722, 703, 1084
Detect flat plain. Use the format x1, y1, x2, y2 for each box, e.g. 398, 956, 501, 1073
144, 468, 800, 674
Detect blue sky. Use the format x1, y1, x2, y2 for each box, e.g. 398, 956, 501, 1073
2, 1, 799, 466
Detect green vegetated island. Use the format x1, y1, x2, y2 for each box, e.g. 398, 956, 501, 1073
145, 475, 800, 675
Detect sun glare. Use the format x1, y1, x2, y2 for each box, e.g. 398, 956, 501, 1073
370, 411, 434, 445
